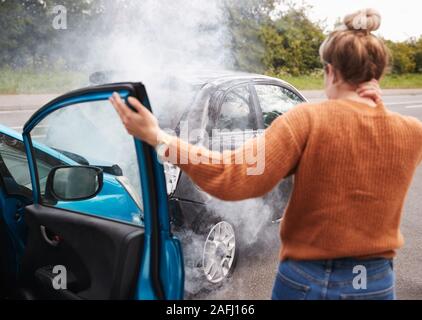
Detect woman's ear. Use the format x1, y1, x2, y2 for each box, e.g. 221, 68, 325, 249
326, 64, 338, 84
324, 63, 335, 85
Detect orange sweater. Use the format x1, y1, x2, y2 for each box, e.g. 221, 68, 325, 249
168, 99, 422, 261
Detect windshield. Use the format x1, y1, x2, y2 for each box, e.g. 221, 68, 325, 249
0, 133, 63, 192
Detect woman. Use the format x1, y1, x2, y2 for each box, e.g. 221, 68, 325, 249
110, 9, 422, 300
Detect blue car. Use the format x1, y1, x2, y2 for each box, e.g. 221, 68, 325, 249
0, 124, 143, 225
0, 83, 184, 299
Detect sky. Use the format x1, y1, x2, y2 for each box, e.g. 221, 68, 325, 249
290, 0, 422, 41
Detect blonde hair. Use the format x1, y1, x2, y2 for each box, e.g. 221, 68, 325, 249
319, 9, 390, 85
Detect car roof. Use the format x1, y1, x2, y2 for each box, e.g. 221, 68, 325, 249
90, 69, 296, 91
174, 69, 269, 83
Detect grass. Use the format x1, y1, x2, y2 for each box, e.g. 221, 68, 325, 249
1, 68, 422, 94
281, 74, 325, 90
0, 68, 86, 94
278, 73, 422, 91
379, 73, 422, 89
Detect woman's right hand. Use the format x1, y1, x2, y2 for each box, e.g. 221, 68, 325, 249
109, 93, 163, 147
357, 79, 383, 104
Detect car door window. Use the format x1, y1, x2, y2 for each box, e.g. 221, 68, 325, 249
255, 85, 303, 128
30, 100, 144, 226
216, 86, 256, 131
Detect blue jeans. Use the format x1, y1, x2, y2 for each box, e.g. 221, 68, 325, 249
271, 258, 395, 300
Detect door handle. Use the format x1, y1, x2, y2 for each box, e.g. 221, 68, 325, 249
40, 226, 60, 247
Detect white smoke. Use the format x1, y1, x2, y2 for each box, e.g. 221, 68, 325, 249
84, 0, 232, 120
39, 0, 288, 300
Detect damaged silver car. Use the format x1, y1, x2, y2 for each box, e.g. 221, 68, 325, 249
90, 70, 306, 290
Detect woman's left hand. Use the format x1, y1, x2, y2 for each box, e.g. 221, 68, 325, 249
357, 79, 383, 104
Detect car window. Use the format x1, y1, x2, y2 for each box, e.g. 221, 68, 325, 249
0, 133, 62, 196
0, 134, 31, 193
255, 85, 303, 128
30, 100, 144, 226
216, 86, 256, 131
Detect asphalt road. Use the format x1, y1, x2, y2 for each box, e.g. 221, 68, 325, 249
0, 90, 421, 300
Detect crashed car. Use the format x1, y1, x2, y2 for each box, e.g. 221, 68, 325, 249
92, 70, 306, 285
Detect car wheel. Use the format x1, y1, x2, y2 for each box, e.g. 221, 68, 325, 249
202, 221, 238, 284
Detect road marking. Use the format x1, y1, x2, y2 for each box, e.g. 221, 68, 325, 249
0, 109, 33, 114
405, 105, 422, 109
8, 125, 50, 134
386, 101, 422, 106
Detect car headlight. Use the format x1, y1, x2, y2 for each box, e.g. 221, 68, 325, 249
164, 162, 180, 195
116, 176, 143, 212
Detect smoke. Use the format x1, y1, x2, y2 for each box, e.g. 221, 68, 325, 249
89, 0, 231, 71
81, 0, 232, 121
180, 182, 291, 298
40, 0, 233, 191
38, 0, 290, 300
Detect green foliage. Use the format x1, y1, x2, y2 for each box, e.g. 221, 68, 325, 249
386, 40, 416, 74
414, 38, 422, 73
0, 0, 420, 78
0, 0, 103, 69
260, 7, 325, 76
224, 0, 279, 73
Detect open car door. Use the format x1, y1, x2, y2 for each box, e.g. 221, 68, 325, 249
17, 82, 183, 300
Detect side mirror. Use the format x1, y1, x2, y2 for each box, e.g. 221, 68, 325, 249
45, 166, 103, 202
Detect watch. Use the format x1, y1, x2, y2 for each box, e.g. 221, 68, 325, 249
155, 132, 173, 161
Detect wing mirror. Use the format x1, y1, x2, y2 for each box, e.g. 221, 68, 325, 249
45, 166, 103, 202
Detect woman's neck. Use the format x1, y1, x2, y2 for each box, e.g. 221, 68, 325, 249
332, 86, 378, 108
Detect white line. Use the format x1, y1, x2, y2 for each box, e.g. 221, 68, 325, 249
0, 109, 33, 114
386, 101, 422, 106
405, 105, 422, 109
11, 125, 48, 131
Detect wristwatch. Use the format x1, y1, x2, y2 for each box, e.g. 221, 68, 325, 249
155, 132, 173, 161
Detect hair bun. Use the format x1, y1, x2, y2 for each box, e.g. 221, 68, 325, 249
343, 9, 381, 33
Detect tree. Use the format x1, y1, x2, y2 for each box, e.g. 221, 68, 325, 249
0, 0, 101, 69
414, 37, 422, 73
224, 0, 280, 73
0, 1, 27, 67
386, 40, 416, 74
260, 6, 325, 76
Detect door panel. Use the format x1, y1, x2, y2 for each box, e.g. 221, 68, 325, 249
21, 205, 143, 300
0, 185, 23, 297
